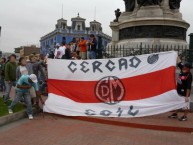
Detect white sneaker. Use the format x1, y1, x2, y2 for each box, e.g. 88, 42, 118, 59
28, 115, 33, 120
8, 109, 13, 114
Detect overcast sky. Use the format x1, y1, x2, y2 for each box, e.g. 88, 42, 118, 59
0, 0, 192, 52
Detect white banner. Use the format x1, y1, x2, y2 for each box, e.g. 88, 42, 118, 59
44, 51, 186, 117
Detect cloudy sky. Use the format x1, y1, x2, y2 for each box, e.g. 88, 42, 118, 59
0, 0, 192, 52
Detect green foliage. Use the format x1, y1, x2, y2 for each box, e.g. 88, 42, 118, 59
0, 97, 26, 117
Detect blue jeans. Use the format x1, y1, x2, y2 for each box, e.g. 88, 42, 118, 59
3, 81, 16, 103
9, 91, 33, 115
88, 51, 96, 59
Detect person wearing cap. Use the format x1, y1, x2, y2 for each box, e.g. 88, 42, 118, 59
168, 57, 192, 121
54, 43, 64, 59
8, 74, 43, 120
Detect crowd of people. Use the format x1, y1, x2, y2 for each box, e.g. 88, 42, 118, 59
0, 33, 192, 122
0, 53, 47, 120
0, 33, 101, 120
48, 34, 103, 60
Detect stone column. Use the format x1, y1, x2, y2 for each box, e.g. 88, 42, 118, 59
110, 22, 119, 42
112, 29, 119, 42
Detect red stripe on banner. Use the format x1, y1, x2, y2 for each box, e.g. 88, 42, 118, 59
48, 66, 176, 103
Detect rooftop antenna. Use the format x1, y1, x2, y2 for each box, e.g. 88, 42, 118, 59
94, 6, 96, 20
62, 3, 63, 18
78, 12, 79, 17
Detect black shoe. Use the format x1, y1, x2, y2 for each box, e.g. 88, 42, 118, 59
179, 116, 187, 121
168, 113, 178, 118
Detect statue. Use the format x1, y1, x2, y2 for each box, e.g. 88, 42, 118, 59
169, 0, 182, 10
137, 0, 162, 7
123, 0, 135, 12
114, 9, 122, 22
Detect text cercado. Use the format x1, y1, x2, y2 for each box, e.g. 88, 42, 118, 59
68, 56, 142, 73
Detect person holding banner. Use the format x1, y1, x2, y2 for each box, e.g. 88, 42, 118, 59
8, 74, 43, 120
168, 57, 192, 121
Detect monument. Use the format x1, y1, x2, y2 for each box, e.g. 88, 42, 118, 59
109, 0, 189, 49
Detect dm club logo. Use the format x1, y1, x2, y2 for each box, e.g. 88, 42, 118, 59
95, 76, 125, 105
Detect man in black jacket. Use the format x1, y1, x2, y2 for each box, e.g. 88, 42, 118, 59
88, 34, 97, 59
63, 44, 72, 59
168, 57, 192, 121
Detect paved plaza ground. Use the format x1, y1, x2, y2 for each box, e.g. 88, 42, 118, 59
0, 113, 193, 145
0, 76, 193, 145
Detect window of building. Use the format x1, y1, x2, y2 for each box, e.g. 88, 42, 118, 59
51, 39, 53, 45
62, 23, 66, 29
77, 25, 81, 31
62, 37, 66, 42
92, 26, 95, 31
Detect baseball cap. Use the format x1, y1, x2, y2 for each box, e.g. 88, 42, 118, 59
182, 62, 192, 69
56, 43, 60, 47
29, 74, 38, 83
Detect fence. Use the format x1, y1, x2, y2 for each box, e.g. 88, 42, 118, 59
102, 45, 193, 65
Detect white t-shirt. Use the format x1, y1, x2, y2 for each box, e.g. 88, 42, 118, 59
54, 47, 65, 59
20, 66, 28, 75
60, 46, 66, 55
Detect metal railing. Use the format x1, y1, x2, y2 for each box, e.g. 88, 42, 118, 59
102, 45, 193, 65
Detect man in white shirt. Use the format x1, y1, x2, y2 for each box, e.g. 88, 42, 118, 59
60, 42, 66, 58
54, 43, 64, 59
